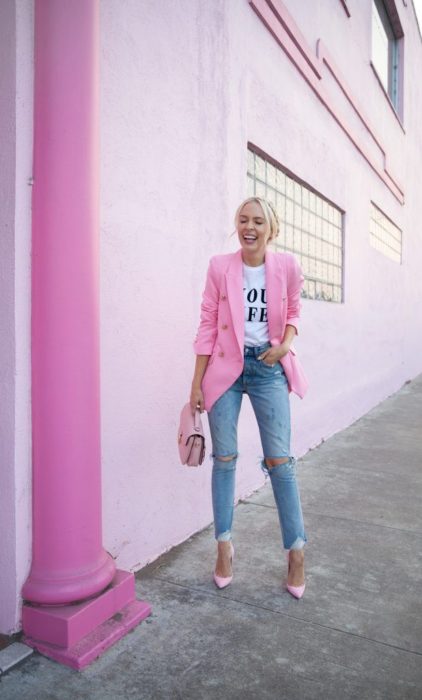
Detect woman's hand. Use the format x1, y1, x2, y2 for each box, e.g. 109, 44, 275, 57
258, 342, 290, 366
190, 385, 205, 414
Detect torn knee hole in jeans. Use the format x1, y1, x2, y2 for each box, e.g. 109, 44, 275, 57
214, 453, 237, 462
265, 457, 290, 468
261, 456, 295, 475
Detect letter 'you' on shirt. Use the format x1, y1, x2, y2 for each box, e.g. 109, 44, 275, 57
242, 263, 270, 347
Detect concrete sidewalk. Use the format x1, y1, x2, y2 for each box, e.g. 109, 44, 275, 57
2, 377, 422, 699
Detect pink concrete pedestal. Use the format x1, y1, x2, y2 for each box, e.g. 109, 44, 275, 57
23, 571, 151, 670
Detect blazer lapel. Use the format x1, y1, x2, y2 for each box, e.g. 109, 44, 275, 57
225, 250, 244, 355
265, 251, 285, 342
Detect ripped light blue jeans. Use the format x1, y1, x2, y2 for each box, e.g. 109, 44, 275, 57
207, 343, 307, 551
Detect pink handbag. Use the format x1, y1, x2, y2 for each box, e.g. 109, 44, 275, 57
178, 403, 206, 466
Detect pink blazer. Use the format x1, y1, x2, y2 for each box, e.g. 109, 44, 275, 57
194, 249, 309, 412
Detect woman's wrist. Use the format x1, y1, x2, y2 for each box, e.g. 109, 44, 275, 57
277, 341, 291, 358
192, 355, 210, 389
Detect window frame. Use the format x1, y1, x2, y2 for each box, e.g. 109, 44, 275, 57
371, 0, 404, 119
369, 201, 402, 263
247, 145, 345, 304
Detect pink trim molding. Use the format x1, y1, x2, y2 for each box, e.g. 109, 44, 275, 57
249, 0, 404, 204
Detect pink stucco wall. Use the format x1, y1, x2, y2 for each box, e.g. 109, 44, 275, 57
0, 0, 33, 634
0, 0, 18, 635
99, 0, 422, 574
2, 0, 422, 632
100, 0, 236, 570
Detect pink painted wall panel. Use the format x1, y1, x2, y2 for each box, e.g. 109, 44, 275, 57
3, 0, 422, 631
0, 0, 33, 634
0, 0, 18, 635
99, 0, 422, 573
99, 0, 239, 570
13, 0, 33, 630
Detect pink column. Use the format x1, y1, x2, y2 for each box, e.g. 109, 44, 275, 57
22, 0, 150, 669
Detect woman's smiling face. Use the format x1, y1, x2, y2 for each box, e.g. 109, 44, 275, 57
237, 200, 272, 259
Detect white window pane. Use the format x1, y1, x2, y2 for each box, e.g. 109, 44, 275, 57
369, 203, 402, 263
246, 147, 343, 301
372, 1, 389, 91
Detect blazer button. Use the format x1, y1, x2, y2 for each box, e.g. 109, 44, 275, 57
218, 351, 224, 358
220, 294, 227, 301
221, 324, 228, 330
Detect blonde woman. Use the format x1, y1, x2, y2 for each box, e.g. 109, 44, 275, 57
191, 197, 308, 598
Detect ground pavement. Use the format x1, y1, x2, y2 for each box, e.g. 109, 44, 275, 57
1, 376, 422, 699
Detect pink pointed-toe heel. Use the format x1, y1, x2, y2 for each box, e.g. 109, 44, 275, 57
286, 550, 306, 599
213, 542, 235, 589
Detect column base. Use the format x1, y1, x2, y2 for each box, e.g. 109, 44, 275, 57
22, 550, 117, 605
22, 570, 151, 671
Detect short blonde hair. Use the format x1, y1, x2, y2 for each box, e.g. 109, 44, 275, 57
234, 197, 280, 241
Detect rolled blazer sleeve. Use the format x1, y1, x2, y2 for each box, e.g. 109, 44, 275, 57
193, 257, 219, 355
286, 255, 304, 334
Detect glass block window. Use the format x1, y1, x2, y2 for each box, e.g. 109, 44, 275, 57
369, 202, 402, 263
247, 148, 343, 303
371, 0, 400, 108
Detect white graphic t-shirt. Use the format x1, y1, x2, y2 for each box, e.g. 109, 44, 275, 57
243, 263, 270, 347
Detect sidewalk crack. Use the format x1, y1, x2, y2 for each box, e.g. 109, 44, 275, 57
144, 575, 422, 658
